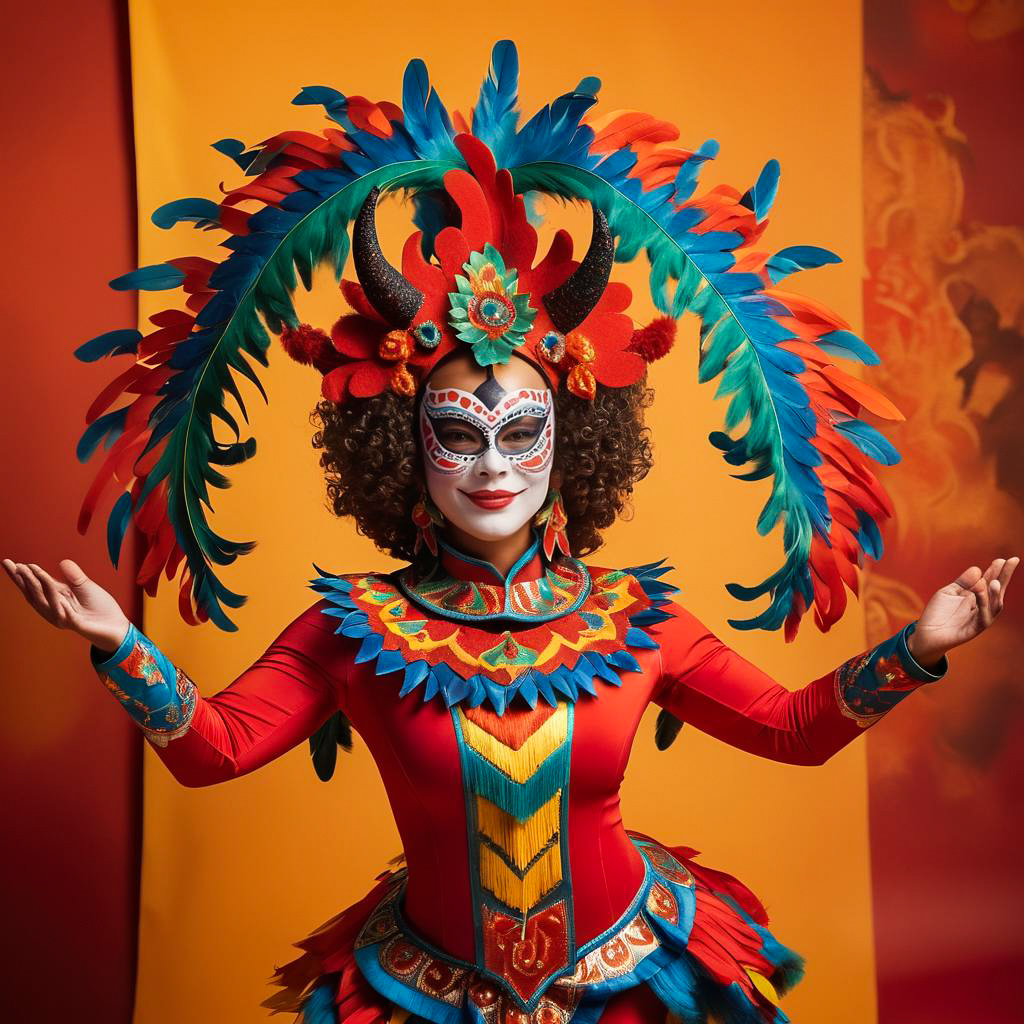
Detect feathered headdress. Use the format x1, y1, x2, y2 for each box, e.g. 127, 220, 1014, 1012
74, 39, 902, 639
279, 133, 648, 403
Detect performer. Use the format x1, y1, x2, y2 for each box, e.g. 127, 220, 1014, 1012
3, 42, 1016, 1024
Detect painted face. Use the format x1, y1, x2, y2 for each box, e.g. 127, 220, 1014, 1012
419, 372, 554, 544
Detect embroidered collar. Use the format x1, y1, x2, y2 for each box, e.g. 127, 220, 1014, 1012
309, 544, 680, 714
396, 533, 592, 625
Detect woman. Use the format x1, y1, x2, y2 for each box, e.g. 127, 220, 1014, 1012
3, 42, 1017, 1024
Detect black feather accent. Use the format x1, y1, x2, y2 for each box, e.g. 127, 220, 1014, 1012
654, 710, 684, 751
308, 710, 354, 782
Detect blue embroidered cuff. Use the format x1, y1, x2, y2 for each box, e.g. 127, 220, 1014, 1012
89, 622, 197, 746
835, 620, 947, 728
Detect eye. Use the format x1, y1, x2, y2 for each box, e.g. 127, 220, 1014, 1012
497, 416, 546, 454
428, 416, 486, 455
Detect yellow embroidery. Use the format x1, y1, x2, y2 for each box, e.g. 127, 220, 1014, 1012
460, 704, 569, 783
477, 792, 561, 870
479, 841, 562, 914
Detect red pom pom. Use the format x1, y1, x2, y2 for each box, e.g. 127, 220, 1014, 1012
280, 324, 335, 372
628, 316, 676, 363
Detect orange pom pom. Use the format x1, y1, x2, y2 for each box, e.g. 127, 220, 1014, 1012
379, 330, 413, 363
390, 364, 416, 397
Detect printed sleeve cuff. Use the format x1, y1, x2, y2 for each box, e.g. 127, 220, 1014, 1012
835, 621, 946, 728
90, 621, 138, 673
90, 623, 198, 744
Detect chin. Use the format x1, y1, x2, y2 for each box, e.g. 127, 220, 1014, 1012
447, 494, 544, 544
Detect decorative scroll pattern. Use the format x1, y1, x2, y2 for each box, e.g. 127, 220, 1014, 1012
352, 835, 696, 1024
90, 623, 197, 746
834, 621, 946, 727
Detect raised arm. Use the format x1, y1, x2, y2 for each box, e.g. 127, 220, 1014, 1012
89, 601, 345, 786
651, 601, 947, 765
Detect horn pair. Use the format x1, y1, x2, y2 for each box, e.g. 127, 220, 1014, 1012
352, 187, 614, 334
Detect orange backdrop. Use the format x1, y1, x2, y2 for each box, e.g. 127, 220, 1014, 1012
127, 2, 876, 1022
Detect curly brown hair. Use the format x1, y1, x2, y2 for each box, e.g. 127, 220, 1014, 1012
311, 377, 655, 561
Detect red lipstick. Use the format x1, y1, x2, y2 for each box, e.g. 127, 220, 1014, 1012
461, 489, 523, 510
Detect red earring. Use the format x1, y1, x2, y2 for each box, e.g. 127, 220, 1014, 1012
536, 490, 571, 560
412, 491, 443, 557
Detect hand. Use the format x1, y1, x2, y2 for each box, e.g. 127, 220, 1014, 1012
2, 558, 132, 653
908, 556, 1019, 668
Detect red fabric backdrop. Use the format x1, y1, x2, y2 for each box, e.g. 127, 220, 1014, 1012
0, 1, 141, 1019
863, 2, 1024, 1020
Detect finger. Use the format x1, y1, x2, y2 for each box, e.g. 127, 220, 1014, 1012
955, 565, 983, 589
58, 559, 89, 590
997, 556, 1019, 595
31, 564, 70, 625
53, 592, 75, 628
992, 556, 1019, 613
20, 565, 48, 604
6, 561, 28, 594
975, 573, 993, 629
15, 565, 52, 619
982, 557, 1006, 584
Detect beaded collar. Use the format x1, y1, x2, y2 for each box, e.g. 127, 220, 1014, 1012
395, 534, 591, 624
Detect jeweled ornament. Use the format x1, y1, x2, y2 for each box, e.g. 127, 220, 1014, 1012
448, 244, 537, 366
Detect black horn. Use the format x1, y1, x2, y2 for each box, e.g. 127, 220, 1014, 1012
352, 186, 424, 327
542, 205, 614, 334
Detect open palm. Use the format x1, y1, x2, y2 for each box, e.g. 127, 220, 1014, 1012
1, 558, 130, 651
910, 556, 1018, 666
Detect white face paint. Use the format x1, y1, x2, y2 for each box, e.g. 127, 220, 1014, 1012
419, 383, 554, 545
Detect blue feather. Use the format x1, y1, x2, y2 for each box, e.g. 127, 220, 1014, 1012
109, 264, 184, 291
151, 198, 221, 231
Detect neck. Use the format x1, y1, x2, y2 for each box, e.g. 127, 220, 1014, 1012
440, 523, 536, 578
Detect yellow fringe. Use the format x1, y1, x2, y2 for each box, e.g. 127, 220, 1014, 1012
477, 791, 560, 869
480, 841, 562, 913
458, 704, 568, 783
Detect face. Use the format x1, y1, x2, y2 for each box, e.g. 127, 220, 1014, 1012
419, 354, 554, 545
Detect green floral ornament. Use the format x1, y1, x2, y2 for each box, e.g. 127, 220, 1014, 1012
448, 244, 537, 366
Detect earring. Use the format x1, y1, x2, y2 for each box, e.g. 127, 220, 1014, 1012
412, 490, 443, 557
535, 489, 571, 560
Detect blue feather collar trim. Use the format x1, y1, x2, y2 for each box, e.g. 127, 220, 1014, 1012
308, 557, 679, 715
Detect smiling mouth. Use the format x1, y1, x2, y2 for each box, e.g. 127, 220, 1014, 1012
461, 489, 524, 510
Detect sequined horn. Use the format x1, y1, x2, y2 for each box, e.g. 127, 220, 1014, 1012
352, 186, 424, 327
542, 205, 614, 334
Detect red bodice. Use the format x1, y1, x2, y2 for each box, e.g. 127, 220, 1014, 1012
146, 546, 877, 961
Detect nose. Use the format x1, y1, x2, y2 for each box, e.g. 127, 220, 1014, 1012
473, 444, 511, 478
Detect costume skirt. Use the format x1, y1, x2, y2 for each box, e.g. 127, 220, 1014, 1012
264, 832, 804, 1024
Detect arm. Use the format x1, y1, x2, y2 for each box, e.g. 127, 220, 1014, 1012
89, 600, 345, 786
651, 602, 947, 766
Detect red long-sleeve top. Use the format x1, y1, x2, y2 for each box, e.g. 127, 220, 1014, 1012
91, 546, 944, 964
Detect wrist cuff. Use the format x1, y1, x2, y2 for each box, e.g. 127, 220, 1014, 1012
835, 620, 946, 728
899, 621, 949, 681
90, 623, 197, 745
90, 621, 137, 673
